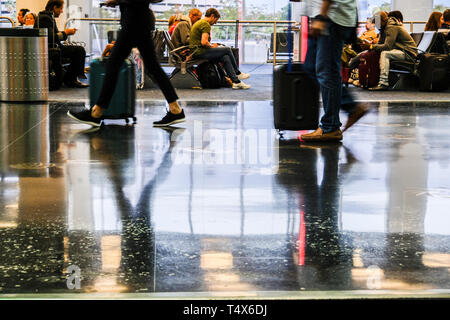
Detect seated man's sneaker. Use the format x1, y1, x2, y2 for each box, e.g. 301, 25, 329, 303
153, 109, 186, 127
301, 128, 343, 142
232, 81, 251, 90
237, 72, 250, 80
368, 84, 389, 91
67, 109, 102, 127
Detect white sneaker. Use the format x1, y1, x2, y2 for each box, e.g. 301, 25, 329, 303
232, 81, 251, 90
237, 72, 250, 80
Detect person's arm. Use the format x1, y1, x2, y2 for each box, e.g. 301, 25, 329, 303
310, 0, 332, 37
201, 33, 210, 47
371, 28, 396, 52
201, 32, 217, 48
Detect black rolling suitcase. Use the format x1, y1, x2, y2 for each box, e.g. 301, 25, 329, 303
418, 53, 449, 92
273, 5, 319, 132
273, 63, 319, 130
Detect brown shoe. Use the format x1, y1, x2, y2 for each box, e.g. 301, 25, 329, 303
300, 128, 343, 142
343, 104, 369, 132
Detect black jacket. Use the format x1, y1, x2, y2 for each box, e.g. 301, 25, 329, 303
34, 10, 67, 48
118, 1, 156, 31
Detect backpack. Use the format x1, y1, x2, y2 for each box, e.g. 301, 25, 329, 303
196, 62, 225, 89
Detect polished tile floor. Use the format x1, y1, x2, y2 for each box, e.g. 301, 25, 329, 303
0, 100, 449, 298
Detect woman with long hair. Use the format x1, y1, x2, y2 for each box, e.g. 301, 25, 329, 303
425, 12, 443, 31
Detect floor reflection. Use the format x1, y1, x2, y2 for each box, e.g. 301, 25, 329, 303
0, 101, 449, 295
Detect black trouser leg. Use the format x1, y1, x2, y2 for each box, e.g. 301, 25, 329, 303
96, 30, 134, 109
61, 45, 86, 83
136, 32, 179, 103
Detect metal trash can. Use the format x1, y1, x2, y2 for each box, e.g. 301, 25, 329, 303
0, 28, 49, 102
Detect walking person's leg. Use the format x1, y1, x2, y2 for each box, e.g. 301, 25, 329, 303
135, 30, 186, 126
301, 22, 348, 141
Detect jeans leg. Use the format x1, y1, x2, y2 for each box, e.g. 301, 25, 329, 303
303, 36, 318, 82
223, 47, 240, 74
379, 49, 405, 86
220, 54, 239, 83
315, 23, 345, 133
199, 47, 241, 82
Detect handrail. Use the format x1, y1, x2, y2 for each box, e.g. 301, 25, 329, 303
64, 18, 297, 29
64, 18, 298, 66
63, 17, 427, 66
0, 16, 15, 27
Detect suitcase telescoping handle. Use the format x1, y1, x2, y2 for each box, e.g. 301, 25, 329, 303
287, 2, 293, 72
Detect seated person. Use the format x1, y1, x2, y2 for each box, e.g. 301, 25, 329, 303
367, 11, 417, 91
36, 0, 88, 88
189, 8, 250, 90
425, 12, 443, 31
347, 16, 383, 70
388, 10, 403, 23
354, 17, 379, 52
438, 9, 450, 44
168, 14, 181, 36
24, 12, 36, 27
440, 9, 450, 29
171, 8, 202, 49
17, 8, 29, 26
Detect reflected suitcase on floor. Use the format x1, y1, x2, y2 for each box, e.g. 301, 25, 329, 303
89, 58, 136, 124
273, 63, 319, 131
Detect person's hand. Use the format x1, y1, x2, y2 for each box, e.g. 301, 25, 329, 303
65, 28, 77, 36
211, 43, 219, 48
105, 0, 118, 7
310, 20, 327, 37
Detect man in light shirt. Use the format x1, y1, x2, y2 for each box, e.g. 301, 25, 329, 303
301, 0, 369, 142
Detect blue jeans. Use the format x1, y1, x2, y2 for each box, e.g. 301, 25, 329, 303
304, 20, 357, 133
198, 46, 240, 83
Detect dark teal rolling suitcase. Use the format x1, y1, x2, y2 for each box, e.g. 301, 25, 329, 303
89, 58, 137, 124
